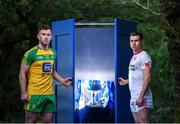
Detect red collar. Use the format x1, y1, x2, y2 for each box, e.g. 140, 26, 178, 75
134, 50, 144, 55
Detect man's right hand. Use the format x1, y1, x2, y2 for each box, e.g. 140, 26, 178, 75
118, 77, 128, 86
20, 93, 29, 102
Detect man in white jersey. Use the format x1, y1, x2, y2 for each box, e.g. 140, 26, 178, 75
118, 32, 153, 123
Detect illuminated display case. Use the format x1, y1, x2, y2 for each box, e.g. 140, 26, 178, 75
52, 18, 136, 123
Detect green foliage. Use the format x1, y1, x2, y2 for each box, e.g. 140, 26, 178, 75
0, 0, 177, 122
138, 17, 175, 122
150, 42, 175, 122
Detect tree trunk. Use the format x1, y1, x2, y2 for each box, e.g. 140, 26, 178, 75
168, 38, 180, 122
160, 0, 180, 122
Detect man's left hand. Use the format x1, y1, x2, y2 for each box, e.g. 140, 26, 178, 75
64, 77, 72, 87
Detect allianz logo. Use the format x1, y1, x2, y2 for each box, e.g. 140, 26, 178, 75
37, 55, 44, 59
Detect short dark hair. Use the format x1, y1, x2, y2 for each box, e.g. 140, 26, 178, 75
37, 24, 51, 34
130, 32, 143, 40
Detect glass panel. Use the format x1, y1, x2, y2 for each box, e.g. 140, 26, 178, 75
75, 28, 115, 81
74, 28, 115, 122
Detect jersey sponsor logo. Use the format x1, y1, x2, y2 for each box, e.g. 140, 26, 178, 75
37, 55, 44, 60
42, 62, 52, 72
36, 55, 55, 61
129, 64, 135, 71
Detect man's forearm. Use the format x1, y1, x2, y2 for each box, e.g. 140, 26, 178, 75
19, 73, 27, 94
139, 76, 150, 98
53, 71, 65, 84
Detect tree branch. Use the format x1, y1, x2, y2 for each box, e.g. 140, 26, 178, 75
133, 0, 160, 15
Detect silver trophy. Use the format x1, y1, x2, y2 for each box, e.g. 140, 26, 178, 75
86, 80, 102, 106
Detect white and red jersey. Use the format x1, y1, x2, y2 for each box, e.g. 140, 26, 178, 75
128, 50, 152, 99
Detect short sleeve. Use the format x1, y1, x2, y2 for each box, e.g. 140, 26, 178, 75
21, 51, 34, 65
140, 52, 152, 69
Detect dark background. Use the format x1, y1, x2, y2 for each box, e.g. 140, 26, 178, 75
0, 0, 179, 122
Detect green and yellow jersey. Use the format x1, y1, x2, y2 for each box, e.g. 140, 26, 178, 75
21, 45, 56, 95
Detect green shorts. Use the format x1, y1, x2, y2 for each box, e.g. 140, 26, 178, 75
24, 94, 56, 113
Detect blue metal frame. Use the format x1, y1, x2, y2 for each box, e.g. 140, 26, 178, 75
114, 18, 118, 123
72, 19, 76, 122
52, 18, 136, 123
115, 18, 137, 123
52, 19, 75, 123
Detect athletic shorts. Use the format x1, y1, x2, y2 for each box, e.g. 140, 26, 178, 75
24, 94, 56, 113
130, 97, 153, 112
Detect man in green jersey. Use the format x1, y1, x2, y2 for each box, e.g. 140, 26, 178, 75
19, 24, 72, 123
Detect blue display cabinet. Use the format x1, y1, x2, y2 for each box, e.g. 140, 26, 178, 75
51, 18, 136, 123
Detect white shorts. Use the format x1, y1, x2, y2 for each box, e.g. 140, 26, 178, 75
130, 97, 153, 112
